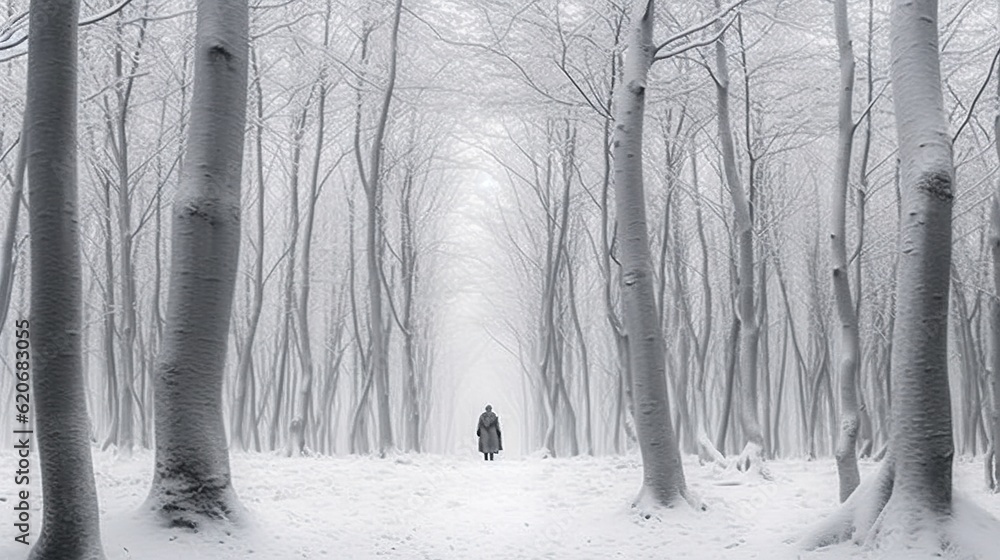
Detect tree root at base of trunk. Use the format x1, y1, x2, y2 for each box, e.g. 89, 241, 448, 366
27, 535, 106, 560
800, 460, 1000, 558
697, 429, 729, 467
144, 473, 245, 530
697, 435, 774, 485
284, 418, 311, 458
735, 442, 773, 481
631, 484, 705, 519
985, 445, 999, 493
800, 459, 894, 549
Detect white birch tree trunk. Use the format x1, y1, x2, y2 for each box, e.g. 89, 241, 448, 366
990, 196, 1000, 490
400, 168, 421, 452
25, 0, 106, 556
613, 0, 686, 508
831, 0, 861, 502
271, 105, 306, 452
293, 77, 327, 457
987, 0, 1000, 493
110, 27, 148, 454
804, 0, 956, 551
882, 0, 954, 527
99, 177, 120, 450
290, 0, 333, 457
0, 125, 24, 337
712, 0, 764, 469
361, 0, 404, 457
231, 46, 266, 452
145, 0, 249, 528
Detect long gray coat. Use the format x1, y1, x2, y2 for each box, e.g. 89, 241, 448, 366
477, 411, 502, 453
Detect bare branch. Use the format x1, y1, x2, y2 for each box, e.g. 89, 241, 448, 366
952, 43, 1000, 144
654, 15, 737, 62
0, 0, 134, 53
653, 0, 751, 55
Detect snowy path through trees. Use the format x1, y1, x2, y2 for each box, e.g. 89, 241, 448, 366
2, 451, 998, 559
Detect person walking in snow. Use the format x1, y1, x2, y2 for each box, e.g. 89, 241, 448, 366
477, 404, 502, 460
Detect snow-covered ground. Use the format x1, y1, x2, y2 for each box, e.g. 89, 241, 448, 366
2, 451, 1000, 559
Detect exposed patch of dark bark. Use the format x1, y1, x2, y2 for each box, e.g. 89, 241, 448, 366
208, 44, 234, 63
147, 465, 241, 530
917, 170, 953, 202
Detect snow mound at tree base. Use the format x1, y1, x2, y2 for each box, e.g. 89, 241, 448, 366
805, 494, 1000, 560
800, 456, 1000, 559
938, 494, 1000, 560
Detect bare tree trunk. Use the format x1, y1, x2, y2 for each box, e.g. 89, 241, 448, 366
356, 0, 404, 456
320, 290, 346, 453
292, 119, 320, 455
145, 0, 249, 528
689, 140, 714, 450
109, 27, 144, 456
270, 293, 292, 449
596, 27, 634, 451
566, 247, 593, 455
347, 191, 373, 455
804, 0, 955, 549
231, 47, 266, 451
758, 248, 771, 458
290, 0, 334, 457
399, 168, 421, 452
773, 251, 809, 453
880, 0, 954, 526
660, 113, 697, 454
535, 125, 561, 456
854, 0, 875, 461
100, 177, 121, 451
716, 314, 739, 453
0, 127, 24, 337
951, 268, 974, 454
270, 100, 310, 451
292, 81, 327, 456
990, 194, 1000, 488
772, 309, 789, 456
831, 0, 861, 502
25, 0, 106, 555
713, 0, 764, 468
612, 0, 686, 507
535, 121, 581, 457
806, 247, 834, 458
551, 295, 579, 456
987, 0, 1000, 493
